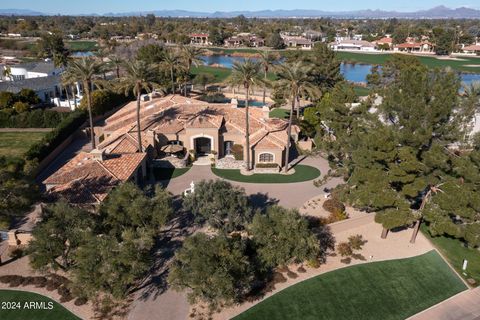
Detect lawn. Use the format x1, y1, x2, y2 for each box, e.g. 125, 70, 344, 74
212, 165, 320, 183
234, 251, 467, 320
336, 51, 480, 72
153, 167, 191, 181
421, 225, 480, 286
0, 290, 79, 320
354, 86, 371, 96
65, 40, 98, 52
192, 65, 232, 83
269, 108, 290, 119
0, 131, 46, 159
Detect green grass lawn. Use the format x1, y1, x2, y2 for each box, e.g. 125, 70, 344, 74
0, 131, 46, 159
192, 65, 232, 83
234, 251, 466, 320
336, 51, 480, 72
354, 86, 371, 96
153, 167, 191, 181
212, 165, 320, 183
65, 40, 98, 52
421, 225, 480, 286
269, 108, 290, 119
0, 290, 79, 320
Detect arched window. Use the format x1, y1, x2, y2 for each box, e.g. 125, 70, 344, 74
259, 153, 274, 163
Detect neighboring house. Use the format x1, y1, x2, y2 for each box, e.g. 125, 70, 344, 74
375, 37, 393, 50
44, 149, 147, 206
98, 95, 300, 170
330, 39, 376, 52
282, 36, 313, 50
0, 61, 71, 105
190, 33, 211, 45
394, 41, 435, 53
302, 30, 325, 42
463, 44, 480, 55
224, 33, 265, 48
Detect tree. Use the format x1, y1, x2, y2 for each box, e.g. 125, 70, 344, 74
303, 43, 343, 93
16, 89, 40, 105
228, 59, 263, 170
275, 61, 318, 172
29, 201, 94, 271
64, 58, 104, 149
0, 92, 15, 109
100, 182, 172, 239
179, 45, 203, 96
115, 59, 162, 152
108, 54, 123, 79
182, 180, 252, 232
193, 73, 215, 91
13, 101, 29, 113
162, 49, 180, 94
249, 206, 322, 268
72, 228, 153, 299
258, 51, 277, 104
266, 31, 285, 49
168, 233, 254, 306
136, 43, 165, 65
37, 32, 69, 67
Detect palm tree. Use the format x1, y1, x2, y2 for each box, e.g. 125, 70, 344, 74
115, 59, 162, 153
95, 48, 109, 79
162, 49, 180, 94
258, 51, 277, 104
108, 55, 123, 79
275, 61, 319, 173
180, 46, 203, 96
65, 58, 103, 149
228, 59, 263, 171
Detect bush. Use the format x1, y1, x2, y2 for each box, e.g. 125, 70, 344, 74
0, 108, 67, 128
32, 276, 47, 287
197, 92, 227, 103
322, 198, 346, 214
21, 276, 36, 286
8, 247, 25, 259
58, 286, 74, 303
231, 144, 244, 161
271, 272, 287, 284
13, 101, 30, 113
0, 91, 16, 109
255, 163, 278, 168
286, 270, 298, 279
8, 275, 25, 287
25, 110, 86, 162
337, 242, 353, 257
74, 297, 88, 306
79, 89, 130, 116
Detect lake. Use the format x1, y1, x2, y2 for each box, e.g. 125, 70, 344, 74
199, 55, 480, 86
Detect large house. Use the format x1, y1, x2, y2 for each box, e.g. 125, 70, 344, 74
330, 39, 376, 52
0, 61, 64, 103
281, 36, 313, 50
394, 41, 434, 53
190, 33, 211, 45
224, 33, 265, 48
44, 95, 300, 204
463, 44, 480, 55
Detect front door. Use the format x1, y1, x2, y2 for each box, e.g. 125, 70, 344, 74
195, 137, 211, 155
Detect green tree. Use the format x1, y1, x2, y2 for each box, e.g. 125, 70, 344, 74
16, 89, 40, 105
168, 233, 254, 306
162, 48, 180, 94
179, 45, 203, 96
37, 32, 69, 67
0, 91, 16, 109
228, 59, 264, 170
182, 180, 252, 232
193, 73, 215, 91
136, 43, 165, 65
304, 43, 343, 93
115, 59, 162, 152
258, 51, 277, 104
64, 57, 104, 149
100, 183, 172, 239
250, 206, 322, 268
275, 61, 318, 172
266, 31, 285, 49
28, 201, 94, 271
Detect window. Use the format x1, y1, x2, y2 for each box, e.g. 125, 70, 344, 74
259, 153, 274, 163
168, 140, 183, 146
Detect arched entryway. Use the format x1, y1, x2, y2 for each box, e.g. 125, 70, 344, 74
194, 137, 212, 155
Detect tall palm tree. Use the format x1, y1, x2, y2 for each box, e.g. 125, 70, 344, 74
276, 61, 319, 173
95, 48, 109, 79
258, 51, 277, 104
108, 55, 123, 79
180, 46, 203, 96
115, 59, 162, 153
162, 49, 180, 94
65, 58, 103, 149
228, 59, 263, 171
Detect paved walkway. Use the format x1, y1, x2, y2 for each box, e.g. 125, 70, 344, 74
165, 155, 342, 209
408, 287, 480, 320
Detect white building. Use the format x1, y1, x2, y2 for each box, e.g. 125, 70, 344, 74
330, 39, 376, 52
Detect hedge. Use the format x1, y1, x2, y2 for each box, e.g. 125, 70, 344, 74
25, 110, 87, 162
0, 109, 69, 128
79, 89, 132, 116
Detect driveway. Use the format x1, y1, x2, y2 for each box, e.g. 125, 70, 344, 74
164, 155, 343, 209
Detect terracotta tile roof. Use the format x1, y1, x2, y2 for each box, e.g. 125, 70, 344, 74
48, 176, 117, 205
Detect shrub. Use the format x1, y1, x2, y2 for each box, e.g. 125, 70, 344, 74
297, 266, 306, 273
32, 276, 47, 287
322, 198, 346, 214
79, 89, 130, 116
271, 272, 287, 285
231, 144, 244, 160
74, 297, 88, 306
255, 163, 278, 168
13, 101, 29, 113
337, 242, 353, 257
21, 276, 36, 286
25, 110, 86, 162
348, 234, 366, 250
58, 286, 74, 303
8, 247, 25, 259
197, 92, 227, 103
8, 275, 25, 287
0, 91, 16, 109
286, 270, 298, 279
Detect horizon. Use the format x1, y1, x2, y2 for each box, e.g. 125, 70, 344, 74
1, 1, 480, 15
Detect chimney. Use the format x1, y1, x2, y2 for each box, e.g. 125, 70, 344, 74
91, 149, 105, 161
231, 98, 238, 108
262, 106, 270, 120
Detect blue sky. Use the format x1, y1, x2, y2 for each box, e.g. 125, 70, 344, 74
1, 0, 479, 15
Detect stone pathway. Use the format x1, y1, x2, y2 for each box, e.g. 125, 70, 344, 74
408, 287, 480, 320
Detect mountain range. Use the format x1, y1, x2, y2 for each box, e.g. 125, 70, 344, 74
1, 6, 480, 19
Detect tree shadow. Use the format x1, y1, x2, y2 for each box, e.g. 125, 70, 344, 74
247, 193, 279, 212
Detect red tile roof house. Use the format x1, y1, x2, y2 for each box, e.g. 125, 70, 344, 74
462, 44, 480, 55
44, 95, 300, 204
190, 33, 211, 45
394, 41, 435, 53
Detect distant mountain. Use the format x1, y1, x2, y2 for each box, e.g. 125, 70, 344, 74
1, 6, 480, 19
0, 8, 44, 16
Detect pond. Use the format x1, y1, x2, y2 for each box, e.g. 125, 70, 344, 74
70, 51, 95, 57
199, 55, 480, 85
